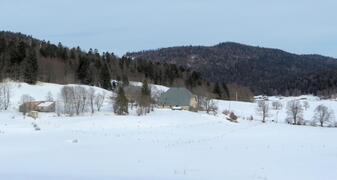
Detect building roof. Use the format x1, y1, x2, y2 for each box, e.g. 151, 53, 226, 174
158, 87, 194, 106
37, 101, 55, 107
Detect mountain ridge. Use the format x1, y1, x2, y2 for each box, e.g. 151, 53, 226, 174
128, 42, 337, 60
126, 42, 337, 96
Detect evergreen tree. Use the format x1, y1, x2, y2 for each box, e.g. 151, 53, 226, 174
22, 48, 38, 84
9, 41, 26, 64
222, 82, 230, 99
185, 71, 201, 88
213, 82, 222, 98
100, 64, 112, 90
0, 36, 6, 53
122, 74, 129, 86
70, 48, 76, 59
113, 86, 128, 115
77, 57, 92, 84
138, 80, 151, 115
116, 75, 121, 82
141, 80, 151, 104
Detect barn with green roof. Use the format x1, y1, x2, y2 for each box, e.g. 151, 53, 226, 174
158, 87, 197, 111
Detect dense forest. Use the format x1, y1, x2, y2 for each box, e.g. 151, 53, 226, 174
127, 42, 337, 97
0, 31, 253, 101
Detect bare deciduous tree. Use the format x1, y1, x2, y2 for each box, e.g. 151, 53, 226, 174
192, 85, 216, 111
303, 101, 310, 110
286, 100, 304, 125
88, 87, 96, 114
272, 101, 282, 110
73, 86, 88, 115
60, 85, 90, 116
203, 97, 218, 115
60, 86, 76, 116
257, 100, 269, 123
55, 99, 63, 117
95, 92, 105, 112
45, 91, 54, 101
150, 86, 162, 104
0, 80, 12, 110
20, 94, 35, 115
196, 95, 204, 111
20, 94, 35, 104
313, 104, 334, 127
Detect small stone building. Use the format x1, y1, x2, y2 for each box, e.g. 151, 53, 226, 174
19, 101, 56, 113
158, 87, 197, 111
19, 101, 42, 113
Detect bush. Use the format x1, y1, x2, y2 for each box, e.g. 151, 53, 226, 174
229, 112, 238, 121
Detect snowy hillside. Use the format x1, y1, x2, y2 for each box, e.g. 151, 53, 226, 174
0, 82, 337, 180
216, 95, 337, 124
8, 82, 112, 109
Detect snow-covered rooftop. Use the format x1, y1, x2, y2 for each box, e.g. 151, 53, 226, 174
37, 101, 54, 107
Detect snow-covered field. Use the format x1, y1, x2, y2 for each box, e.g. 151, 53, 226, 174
0, 82, 337, 180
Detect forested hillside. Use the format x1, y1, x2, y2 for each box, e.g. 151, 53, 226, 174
0, 31, 252, 100
127, 42, 337, 96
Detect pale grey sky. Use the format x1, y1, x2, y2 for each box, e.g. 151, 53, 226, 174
1, 0, 336, 57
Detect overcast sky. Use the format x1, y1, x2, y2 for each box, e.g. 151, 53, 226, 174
1, 0, 336, 57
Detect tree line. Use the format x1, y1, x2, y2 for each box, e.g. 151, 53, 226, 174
0, 31, 251, 100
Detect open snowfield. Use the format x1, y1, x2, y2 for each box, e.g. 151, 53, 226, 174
0, 82, 337, 180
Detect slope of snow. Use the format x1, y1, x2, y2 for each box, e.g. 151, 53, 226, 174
129, 81, 170, 94
216, 95, 337, 125
8, 81, 112, 109
0, 82, 337, 179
